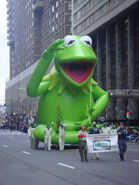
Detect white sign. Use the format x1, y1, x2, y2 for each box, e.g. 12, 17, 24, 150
86, 134, 118, 153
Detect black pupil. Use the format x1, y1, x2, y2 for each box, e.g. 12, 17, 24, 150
68, 40, 74, 45
85, 40, 90, 45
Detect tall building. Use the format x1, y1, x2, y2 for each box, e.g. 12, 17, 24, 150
6, 0, 72, 117
7, 0, 72, 79
72, 0, 139, 123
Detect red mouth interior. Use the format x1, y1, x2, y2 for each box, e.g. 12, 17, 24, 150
61, 61, 93, 83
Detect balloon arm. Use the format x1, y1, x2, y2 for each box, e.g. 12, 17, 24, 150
27, 55, 52, 97
91, 85, 109, 120
37, 81, 51, 96
27, 39, 63, 97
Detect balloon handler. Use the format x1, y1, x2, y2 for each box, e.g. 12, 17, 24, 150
27, 35, 109, 144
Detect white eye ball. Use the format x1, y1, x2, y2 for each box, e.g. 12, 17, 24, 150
64, 35, 76, 47
80, 36, 92, 47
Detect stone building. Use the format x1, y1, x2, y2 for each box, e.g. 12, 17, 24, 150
72, 0, 139, 123
6, 0, 72, 117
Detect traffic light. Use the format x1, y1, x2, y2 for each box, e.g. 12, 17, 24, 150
3, 104, 7, 110
126, 111, 129, 119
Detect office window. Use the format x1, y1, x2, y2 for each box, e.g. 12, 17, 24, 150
74, 13, 77, 20
52, 15, 54, 22
52, 6, 54, 12
56, 1, 58, 7
52, 26, 54, 32
77, 10, 81, 20
56, 12, 58, 18
68, 15, 71, 22
55, 23, 58, 30
68, 2, 71, 10
49, 19, 51, 26
103, 2, 109, 14
89, 14, 94, 24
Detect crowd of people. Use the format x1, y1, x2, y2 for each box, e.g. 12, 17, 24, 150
78, 121, 127, 162
1, 118, 138, 163
0, 116, 37, 133
0, 121, 29, 133
28, 122, 66, 151
27, 120, 139, 163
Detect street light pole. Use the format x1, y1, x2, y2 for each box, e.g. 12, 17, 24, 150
17, 82, 19, 114
11, 100, 13, 114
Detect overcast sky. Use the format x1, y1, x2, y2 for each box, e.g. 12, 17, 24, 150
0, 0, 9, 104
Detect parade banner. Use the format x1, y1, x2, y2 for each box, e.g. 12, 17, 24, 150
86, 134, 118, 153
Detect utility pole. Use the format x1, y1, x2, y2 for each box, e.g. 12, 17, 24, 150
18, 82, 19, 114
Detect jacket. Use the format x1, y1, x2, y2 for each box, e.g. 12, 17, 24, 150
89, 126, 99, 134
117, 128, 127, 140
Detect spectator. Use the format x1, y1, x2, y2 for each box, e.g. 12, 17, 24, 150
89, 121, 100, 160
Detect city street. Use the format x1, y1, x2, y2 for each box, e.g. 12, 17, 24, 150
0, 130, 139, 185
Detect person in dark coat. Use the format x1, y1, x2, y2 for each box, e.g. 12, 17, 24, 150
117, 122, 127, 161
89, 121, 100, 134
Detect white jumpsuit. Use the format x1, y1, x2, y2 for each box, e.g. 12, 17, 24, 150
101, 127, 111, 134
44, 127, 52, 150
59, 125, 66, 150
28, 127, 35, 149
111, 128, 117, 134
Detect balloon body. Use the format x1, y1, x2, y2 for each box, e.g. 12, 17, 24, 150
27, 35, 109, 144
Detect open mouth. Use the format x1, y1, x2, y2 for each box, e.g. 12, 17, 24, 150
61, 61, 93, 83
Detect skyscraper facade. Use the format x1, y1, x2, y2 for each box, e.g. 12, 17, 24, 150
7, 0, 72, 79
72, 0, 139, 123
6, 0, 72, 117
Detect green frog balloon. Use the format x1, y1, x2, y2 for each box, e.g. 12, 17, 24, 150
27, 35, 109, 144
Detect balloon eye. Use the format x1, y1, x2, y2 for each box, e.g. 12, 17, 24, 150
68, 40, 75, 45
64, 35, 76, 47
84, 40, 91, 46
80, 36, 92, 47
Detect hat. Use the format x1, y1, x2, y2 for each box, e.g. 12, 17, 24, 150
81, 125, 86, 131
103, 122, 107, 126
60, 121, 64, 125
46, 123, 50, 127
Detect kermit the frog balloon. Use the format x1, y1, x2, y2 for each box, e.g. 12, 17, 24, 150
27, 35, 109, 144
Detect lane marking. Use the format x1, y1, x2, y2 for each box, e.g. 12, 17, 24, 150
133, 160, 139, 163
3, 145, 8, 148
58, 163, 75, 169
22, 151, 31, 155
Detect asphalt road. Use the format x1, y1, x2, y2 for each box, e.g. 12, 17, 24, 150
0, 130, 139, 185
